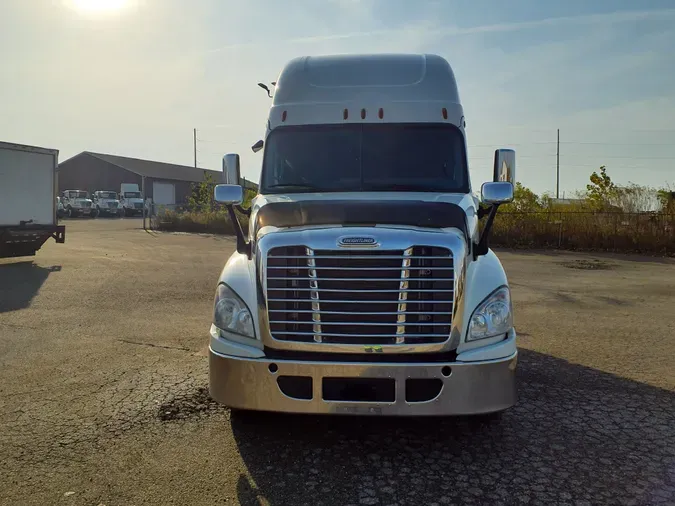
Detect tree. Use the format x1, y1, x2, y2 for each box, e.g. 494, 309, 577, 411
243, 188, 256, 208
657, 188, 675, 214
501, 182, 542, 212
188, 171, 216, 211
614, 183, 660, 213
586, 166, 620, 210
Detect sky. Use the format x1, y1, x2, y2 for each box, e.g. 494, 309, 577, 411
1, 0, 674, 197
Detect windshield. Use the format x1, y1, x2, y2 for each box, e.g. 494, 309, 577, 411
71, 191, 88, 199
260, 123, 469, 194
124, 192, 141, 198
99, 192, 117, 199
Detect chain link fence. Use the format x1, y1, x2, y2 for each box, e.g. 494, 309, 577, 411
492, 211, 675, 255
147, 203, 247, 235
146, 204, 675, 256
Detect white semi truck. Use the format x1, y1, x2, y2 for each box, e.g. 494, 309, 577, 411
119, 183, 144, 217
92, 190, 121, 217
61, 189, 94, 218
208, 54, 518, 419
0, 141, 65, 258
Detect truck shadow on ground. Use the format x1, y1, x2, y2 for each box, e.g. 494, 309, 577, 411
231, 349, 675, 506
0, 261, 61, 313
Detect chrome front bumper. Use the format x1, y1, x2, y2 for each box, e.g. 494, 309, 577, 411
209, 348, 517, 416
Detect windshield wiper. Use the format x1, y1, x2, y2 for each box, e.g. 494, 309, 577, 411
267, 183, 322, 191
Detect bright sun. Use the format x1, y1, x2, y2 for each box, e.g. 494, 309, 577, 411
69, 0, 129, 12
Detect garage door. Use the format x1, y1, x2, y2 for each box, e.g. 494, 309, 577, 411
153, 181, 175, 205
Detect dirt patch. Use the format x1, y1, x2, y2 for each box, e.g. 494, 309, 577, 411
558, 259, 617, 270
157, 387, 224, 422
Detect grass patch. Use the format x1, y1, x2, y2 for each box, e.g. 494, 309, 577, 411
154, 209, 249, 235
155, 208, 674, 256
491, 211, 675, 256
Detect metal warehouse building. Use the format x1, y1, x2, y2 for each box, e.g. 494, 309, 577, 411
57, 151, 223, 205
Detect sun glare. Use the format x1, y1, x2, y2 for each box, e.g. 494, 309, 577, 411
68, 0, 129, 13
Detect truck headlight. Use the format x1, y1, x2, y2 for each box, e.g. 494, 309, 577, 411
467, 286, 513, 341
213, 283, 255, 338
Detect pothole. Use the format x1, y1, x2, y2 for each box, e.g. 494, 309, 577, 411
157, 387, 224, 421
559, 259, 616, 270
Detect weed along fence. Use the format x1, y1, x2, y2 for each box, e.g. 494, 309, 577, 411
491, 211, 675, 255
148, 203, 249, 235
149, 204, 674, 256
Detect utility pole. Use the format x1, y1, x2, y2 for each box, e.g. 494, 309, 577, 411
193, 128, 197, 168
141, 175, 146, 230
556, 128, 560, 199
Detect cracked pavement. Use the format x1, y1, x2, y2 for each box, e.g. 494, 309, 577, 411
1, 219, 674, 505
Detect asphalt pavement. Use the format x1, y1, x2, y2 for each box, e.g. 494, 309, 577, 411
1, 218, 674, 505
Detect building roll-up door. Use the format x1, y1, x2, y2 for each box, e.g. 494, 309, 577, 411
153, 181, 175, 205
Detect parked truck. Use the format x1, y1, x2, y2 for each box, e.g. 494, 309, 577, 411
92, 190, 121, 217
119, 183, 144, 217
0, 141, 65, 258
61, 189, 94, 218
208, 54, 518, 419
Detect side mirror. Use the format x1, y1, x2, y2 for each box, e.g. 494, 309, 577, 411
251, 140, 264, 153
214, 184, 243, 205
222, 154, 241, 185
493, 149, 516, 184
481, 182, 514, 205
215, 184, 250, 257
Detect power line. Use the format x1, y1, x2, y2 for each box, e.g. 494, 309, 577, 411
472, 127, 675, 133
195, 137, 249, 144
560, 154, 675, 160
196, 147, 243, 156
470, 155, 557, 160
560, 141, 675, 146
467, 142, 557, 147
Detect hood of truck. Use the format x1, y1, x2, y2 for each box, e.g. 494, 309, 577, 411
98, 199, 120, 206
248, 192, 479, 243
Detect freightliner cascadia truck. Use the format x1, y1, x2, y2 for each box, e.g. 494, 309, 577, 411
208, 54, 518, 419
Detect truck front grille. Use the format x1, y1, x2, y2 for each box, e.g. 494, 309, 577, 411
266, 246, 454, 345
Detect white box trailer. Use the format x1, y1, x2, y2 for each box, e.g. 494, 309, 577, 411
0, 141, 65, 258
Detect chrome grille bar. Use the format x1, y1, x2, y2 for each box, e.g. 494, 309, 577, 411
268, 288, 453, 293
268, 299, 454, 304
268, 310, 451, 315
268, 266, 455, 271
268, 277, 447, 282
269, 320, 447, 326
269, 255, 452, 260
272, 332, 451, 338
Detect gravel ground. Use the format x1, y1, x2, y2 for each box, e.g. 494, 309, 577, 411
1, 218, 674, 506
